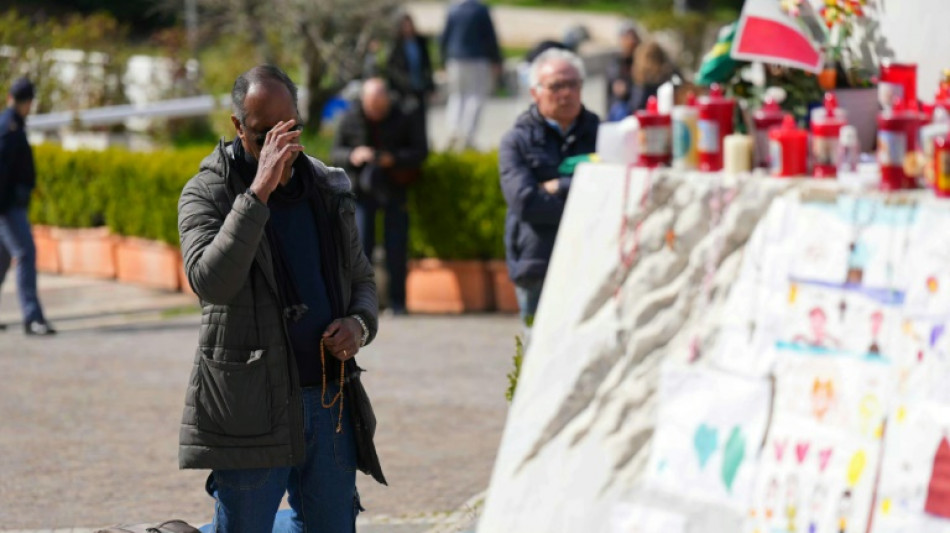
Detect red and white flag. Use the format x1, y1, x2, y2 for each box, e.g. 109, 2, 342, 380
731, 0, 823, 73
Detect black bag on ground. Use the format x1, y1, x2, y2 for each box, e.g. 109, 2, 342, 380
346, 360, 387, 485
96, 519, 201, 533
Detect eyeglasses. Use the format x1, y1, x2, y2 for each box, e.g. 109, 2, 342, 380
245, 122, 304, 147
538, 79, 582, 93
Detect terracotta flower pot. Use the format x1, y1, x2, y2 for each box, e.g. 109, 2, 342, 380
32, 225, 60, 274
52, 226, 118, 278
487, 260, 518, 314
115, 237, 181, 291
406, 259, 491, 313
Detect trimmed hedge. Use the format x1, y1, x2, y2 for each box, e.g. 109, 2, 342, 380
31, 144, 206, 245
410, 150, 507, 260
30, 144, 507, 259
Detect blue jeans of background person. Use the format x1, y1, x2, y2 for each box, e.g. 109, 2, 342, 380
0, 207, 46, 324
206, 386, 360, 533
514, 277, 544, 327
355, 188, 408, 311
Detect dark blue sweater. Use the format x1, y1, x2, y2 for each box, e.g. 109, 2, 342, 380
439, 0, 502, 64
269, 195, 333, 387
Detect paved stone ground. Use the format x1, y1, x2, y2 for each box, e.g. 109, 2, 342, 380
0, 275, 519, 531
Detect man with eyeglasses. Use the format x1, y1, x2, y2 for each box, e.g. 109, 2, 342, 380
499, 49, 599, 328
177, 65, 384, 532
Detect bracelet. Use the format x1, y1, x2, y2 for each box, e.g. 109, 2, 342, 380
350, 314, 369, 347
246, 188, 263, 204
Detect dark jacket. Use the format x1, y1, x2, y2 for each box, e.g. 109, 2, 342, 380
330, 104, 428, 195
386, 35, 435, 99
177, 141, 378, 472
439, 0, 502, 64
605, 53, 634, 117
499, 105, 599, 284
0, 107, 36, 214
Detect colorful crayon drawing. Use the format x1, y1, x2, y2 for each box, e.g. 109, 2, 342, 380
872, 401, 950, 533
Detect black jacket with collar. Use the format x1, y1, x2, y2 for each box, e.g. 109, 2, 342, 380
0, 107, 36, 213
499, 105, 599, 283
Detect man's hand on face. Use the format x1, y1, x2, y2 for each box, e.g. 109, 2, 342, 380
542, 179, 560, 195
249, 119, 304, 204
323, 317, 363, 362
350, 146, 376, 167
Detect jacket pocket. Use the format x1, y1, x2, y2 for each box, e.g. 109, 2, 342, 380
195, 349, 272, 437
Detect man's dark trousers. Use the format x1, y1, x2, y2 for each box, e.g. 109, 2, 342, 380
0, 207, 45, 324
355, 188, 408, 312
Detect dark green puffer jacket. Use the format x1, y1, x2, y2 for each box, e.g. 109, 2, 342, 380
177, 140, 378, 470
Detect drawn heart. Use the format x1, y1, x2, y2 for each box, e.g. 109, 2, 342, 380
774, 439, 788, 461
721, 427, 746, 492
818, 448, 833, 472
795, 442, 810, 464
694, 424, 718, 470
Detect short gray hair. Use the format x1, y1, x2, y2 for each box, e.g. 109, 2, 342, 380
231, 65, 298, 124
529, 48, 586, 89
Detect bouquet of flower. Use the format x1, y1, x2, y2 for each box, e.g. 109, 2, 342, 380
780, 0, 876, 88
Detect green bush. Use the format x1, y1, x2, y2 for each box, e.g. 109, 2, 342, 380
29, 144, 508, 259
410, 150, 506, 260
31, 144, 206, 244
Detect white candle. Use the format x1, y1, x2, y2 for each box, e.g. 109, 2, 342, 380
724, 134, 754, 174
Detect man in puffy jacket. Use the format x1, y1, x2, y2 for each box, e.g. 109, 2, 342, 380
177, 65, 382, 533
499, 49, 599, 326
0, 77, 55, 336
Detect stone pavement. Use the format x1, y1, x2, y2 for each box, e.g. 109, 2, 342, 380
0, 274, 520, 532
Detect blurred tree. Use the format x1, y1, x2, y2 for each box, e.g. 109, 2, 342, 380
0, 10, 131, 113
9, 0, 174, 34
186, 0, 403, 133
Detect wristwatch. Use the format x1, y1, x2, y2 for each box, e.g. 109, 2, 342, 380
350, 314, 369, 347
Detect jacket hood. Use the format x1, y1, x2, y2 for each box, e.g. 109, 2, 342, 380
199, 139, 353, 196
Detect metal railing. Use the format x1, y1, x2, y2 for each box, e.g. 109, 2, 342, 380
25, 94, 232, 132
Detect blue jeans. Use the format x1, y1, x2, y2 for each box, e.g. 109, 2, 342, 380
514, 278, 544, 327
355, 188, 408, 310
206, 386, 360, 533
0, 207, 46, 324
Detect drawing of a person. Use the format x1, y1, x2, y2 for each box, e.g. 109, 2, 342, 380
811, 379, 835, 421
765, 476, 780, 519
786, 473, 800, 533
846, 241, 865, 285
837, 489, 853, 533
809, 484, 828, 533
793, 307, 841, 349
868, 310, 884, 356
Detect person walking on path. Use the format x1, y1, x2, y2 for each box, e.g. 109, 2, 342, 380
331, 78, 427, 315
499, 49, 599, 327
439, 0, 502, 151
0, 77, 55, 336
386, 12, 435, 143
178, 65, 384, 533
